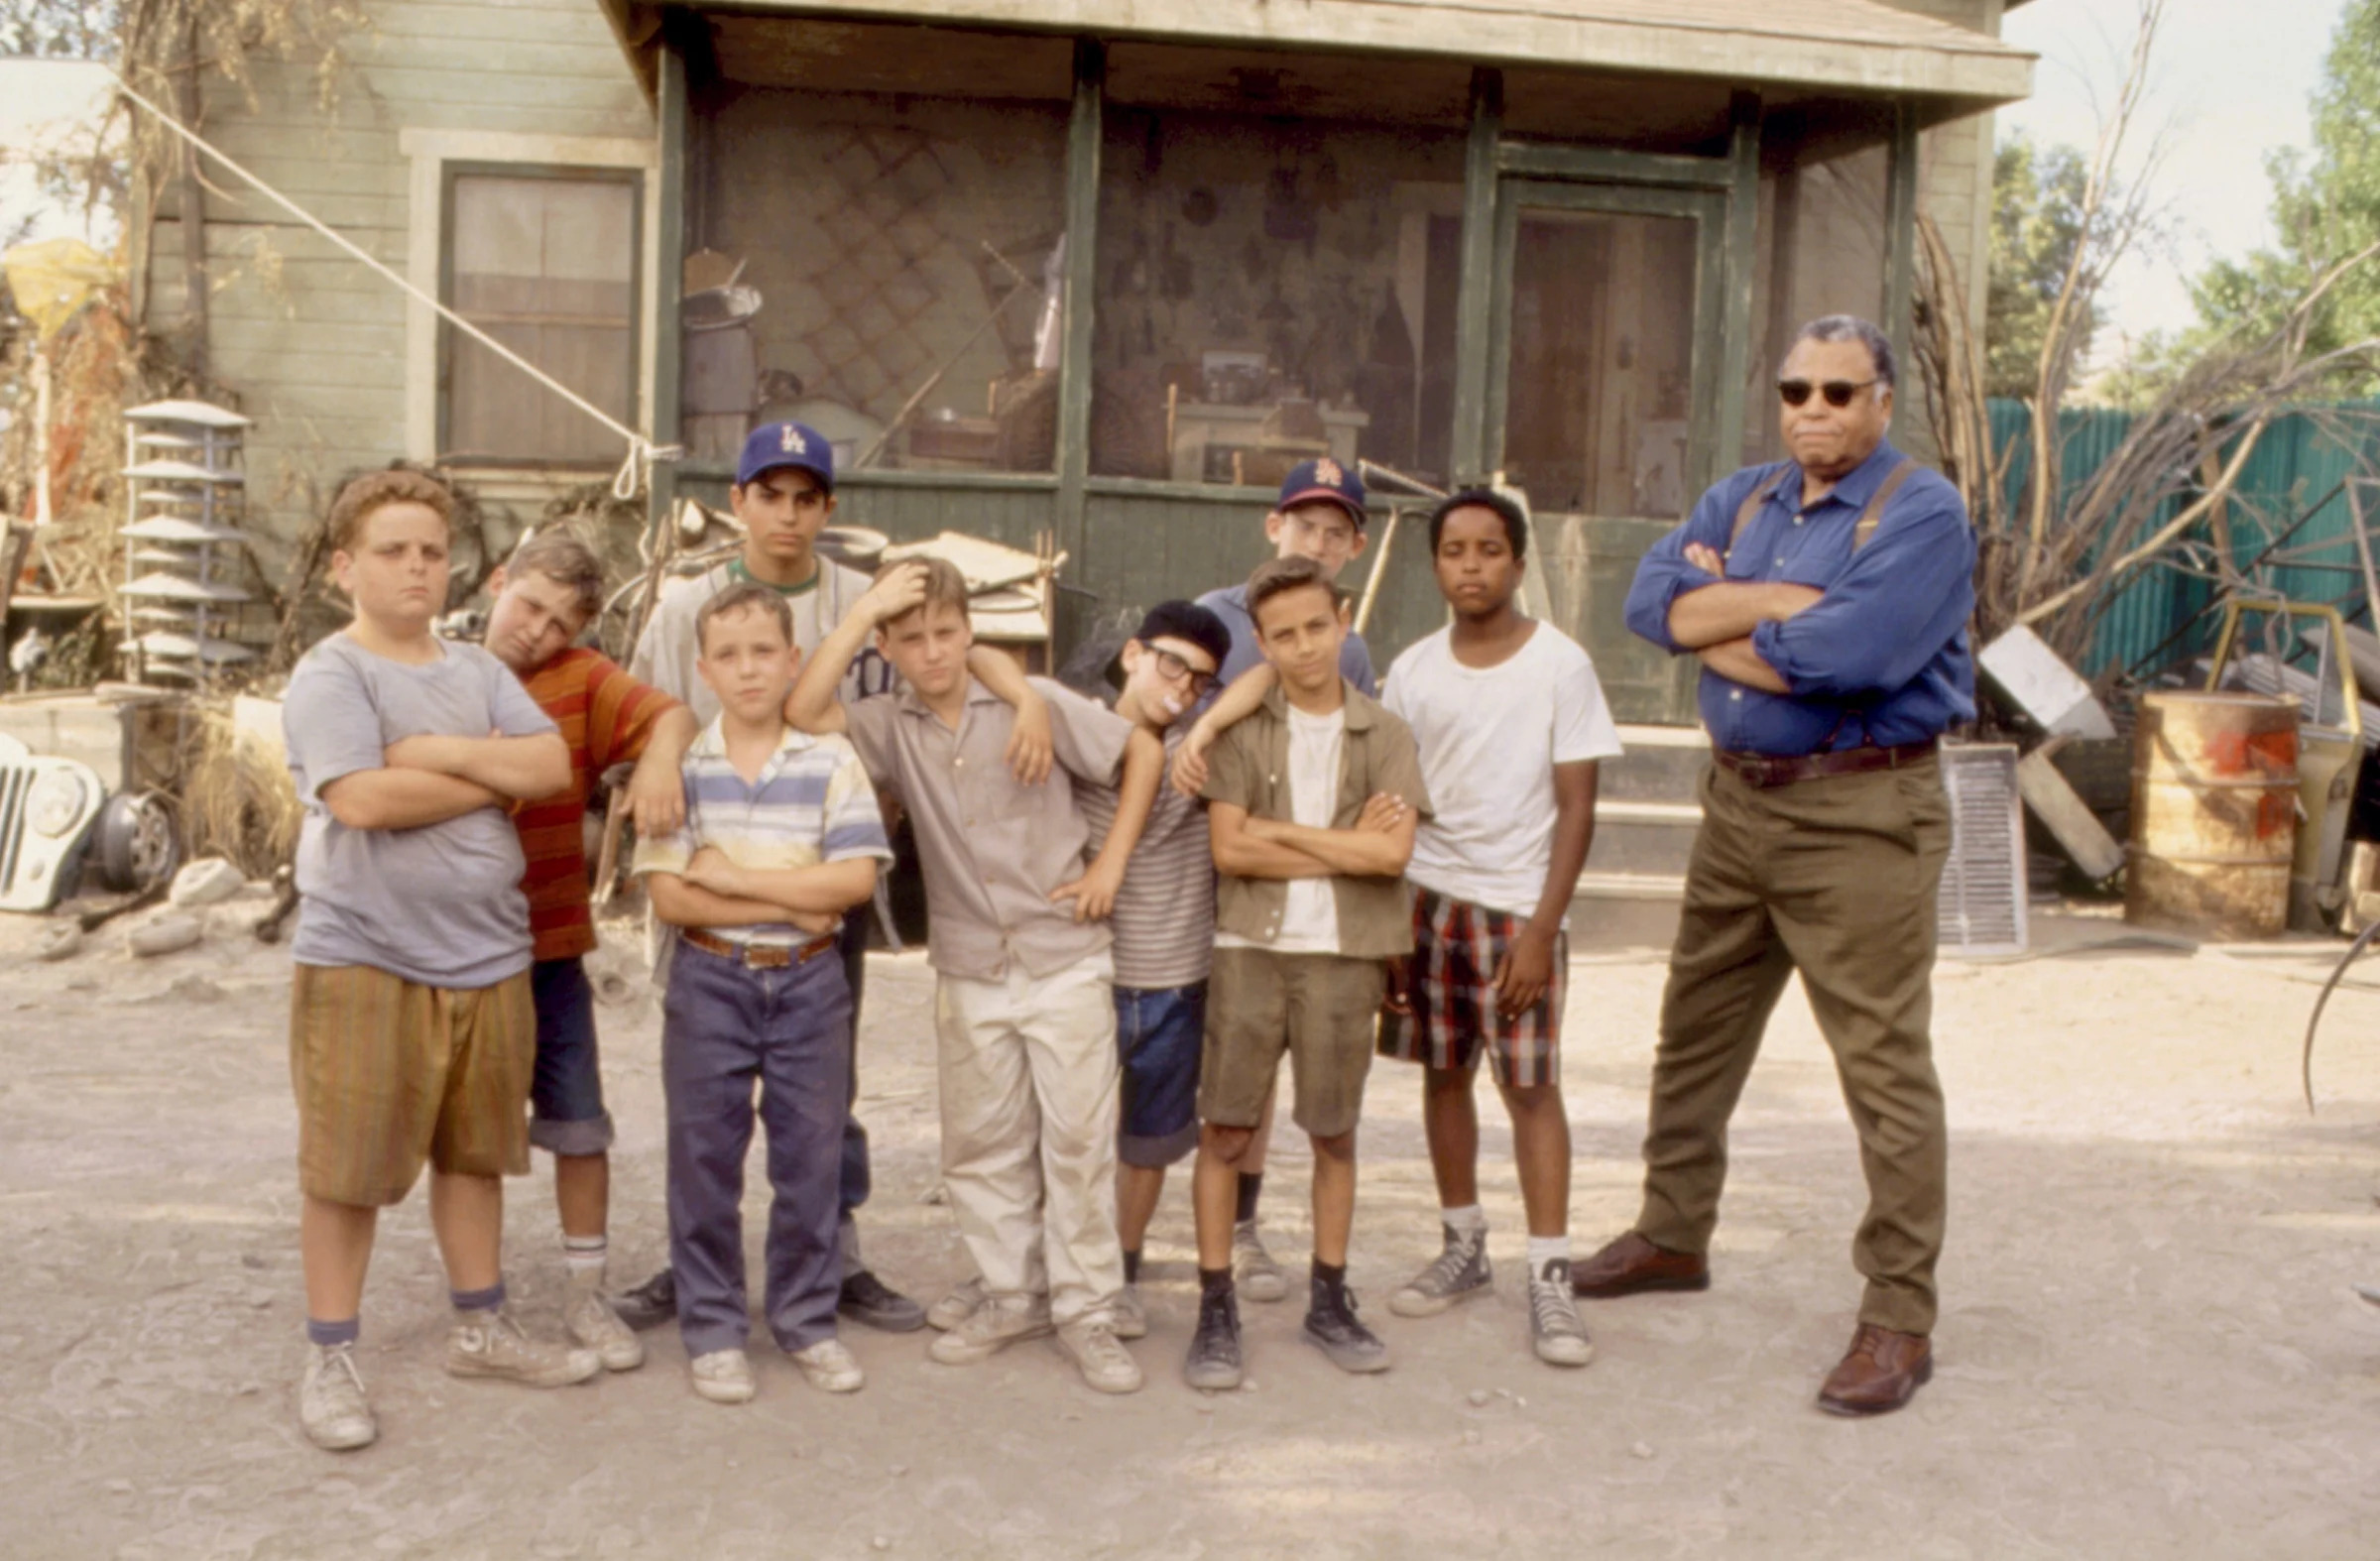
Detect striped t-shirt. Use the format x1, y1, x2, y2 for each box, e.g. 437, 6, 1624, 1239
1079, 721, 1216, 991
516, 648, 679, 964
631, 719, 893, 948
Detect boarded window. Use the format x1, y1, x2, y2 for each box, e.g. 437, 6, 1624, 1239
1090, 106, 1464, 486
442, 171, 640, 466
697, 88, 1069, 475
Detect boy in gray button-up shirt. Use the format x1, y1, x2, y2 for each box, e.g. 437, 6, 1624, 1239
790, 557, 1165, 1395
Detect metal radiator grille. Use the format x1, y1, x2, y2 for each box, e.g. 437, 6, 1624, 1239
1936, 743, 2026, 956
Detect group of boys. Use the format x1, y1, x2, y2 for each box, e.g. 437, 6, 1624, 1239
281, 424, 1621, 1450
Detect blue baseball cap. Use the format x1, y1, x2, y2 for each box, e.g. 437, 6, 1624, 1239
1276, 457, 1366, 529
735, 420, 834, 492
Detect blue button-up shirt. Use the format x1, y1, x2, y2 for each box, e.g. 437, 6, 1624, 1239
1623, 440, 1975, 757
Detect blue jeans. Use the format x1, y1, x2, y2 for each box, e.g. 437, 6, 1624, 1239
663, 940, 852, 1356
1115, 981, 1205, 1168
529, 958, 614, 1157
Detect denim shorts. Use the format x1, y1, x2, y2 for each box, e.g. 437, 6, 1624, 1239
530, 957, 615, 1156
1115, 981, 1204, 1167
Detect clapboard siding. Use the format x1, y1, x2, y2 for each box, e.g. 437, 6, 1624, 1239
156, 0, 652, 556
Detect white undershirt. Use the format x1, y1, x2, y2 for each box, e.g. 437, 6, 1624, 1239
1268, 703, 1345, 954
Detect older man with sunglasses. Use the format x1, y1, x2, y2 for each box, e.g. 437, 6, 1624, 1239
1581, 314, 1975, 1418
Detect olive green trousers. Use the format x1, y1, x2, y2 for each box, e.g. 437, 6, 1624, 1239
1633, 755, 1952, 1336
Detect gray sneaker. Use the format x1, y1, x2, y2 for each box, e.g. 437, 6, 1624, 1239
1057, 1317, 1143, 1393
298, 1342, 376, 1452
1528, 1259, 1596, 1368
1390, 1222, 1491, 1318
565, 1279, 646, 1372
1184, 1286, 1244, 1391
788, 1336, 866, 1393
446, 1308, 602, 1387
927, 1276, 986, 1332
926, 1292, 1053, 1366
1233, 1220, 1289, 1303
1113, 1282, 1148, 1340
1302, 1273, 1389, 1375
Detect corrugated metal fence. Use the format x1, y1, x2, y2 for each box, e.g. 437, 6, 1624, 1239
1985, 398, 2380, 679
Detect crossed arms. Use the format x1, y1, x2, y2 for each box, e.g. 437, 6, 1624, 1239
320, 731, 570, 832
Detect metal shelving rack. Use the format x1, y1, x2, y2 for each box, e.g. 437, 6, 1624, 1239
118, 399, 257, 683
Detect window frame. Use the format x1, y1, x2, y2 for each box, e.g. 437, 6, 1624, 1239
400, 127, 660, 473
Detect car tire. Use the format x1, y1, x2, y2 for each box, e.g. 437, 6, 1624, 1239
93, 790, 181, 893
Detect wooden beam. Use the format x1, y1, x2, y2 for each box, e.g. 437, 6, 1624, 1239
1883, 97, 1921, 375
1714, 91, 1761, 488
1450, 66, 1502, 486
1052, 38, 1106, 587
647, 21, 689, 540
1494, 142, 1732, 190
174, 15, 209, 381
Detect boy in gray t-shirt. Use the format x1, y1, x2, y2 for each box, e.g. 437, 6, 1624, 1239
283, 470, 595, 1456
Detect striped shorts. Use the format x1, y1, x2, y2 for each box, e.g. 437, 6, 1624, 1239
1378, 887, 1566, 1087
289, 963, 536, 1208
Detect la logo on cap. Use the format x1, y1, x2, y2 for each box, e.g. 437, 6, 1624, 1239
780, 424, 807, 454
1315, 458, 1343, 487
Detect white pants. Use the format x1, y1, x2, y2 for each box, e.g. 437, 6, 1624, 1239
933, 953, 1122, 1326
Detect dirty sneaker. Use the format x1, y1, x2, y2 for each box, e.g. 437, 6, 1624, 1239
927, 1276, 986, 1332
565, 1280, 646, 1373
1390, 1221, 1492, 1318
1233, 1219, 1289, 1303
298, 1342, 376, 1452
926, 1292, 1053, 1366
1528, 1259, 1596, 1368
446, 1309, 602, 1387
838, 1267, 926, 1333
1113, 1282, 1149, 1341
612, 1267, 676, 1333
1302, 1272, 1389, 1375
788, 1337, 866, 1393
1057, 1317, 1143, 1394
689, 1348, 757, 1404
1183, 1284, 1244, 1391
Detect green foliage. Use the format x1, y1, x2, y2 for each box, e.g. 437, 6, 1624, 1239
1986, 136, 2098, 400
2187, 0, 2380, 370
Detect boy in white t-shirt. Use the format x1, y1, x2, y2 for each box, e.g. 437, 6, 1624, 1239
1378, 489, 1623, 1368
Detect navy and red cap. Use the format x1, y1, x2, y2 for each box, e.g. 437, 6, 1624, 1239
1275, 457, 1367, 530
735, 420, 834, 493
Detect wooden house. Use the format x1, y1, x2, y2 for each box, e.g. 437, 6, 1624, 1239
156, 0, 2033, 720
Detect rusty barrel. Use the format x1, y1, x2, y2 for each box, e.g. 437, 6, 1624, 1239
2125, 690, 2299, 939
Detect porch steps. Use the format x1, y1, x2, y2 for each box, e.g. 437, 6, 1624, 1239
1571, 724, 1709, 938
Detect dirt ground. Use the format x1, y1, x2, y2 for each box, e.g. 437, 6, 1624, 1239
7, 900, 2380, 1560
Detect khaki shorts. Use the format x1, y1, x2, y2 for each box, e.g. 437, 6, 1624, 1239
1199, 948, 1386, 1141
289, 963, 536, 1208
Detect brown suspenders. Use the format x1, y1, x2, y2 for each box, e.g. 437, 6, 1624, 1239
1726, 455, 1919, 558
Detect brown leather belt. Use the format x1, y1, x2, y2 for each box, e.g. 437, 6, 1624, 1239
681, 925, 839, 969
1714, 739, 1939, 789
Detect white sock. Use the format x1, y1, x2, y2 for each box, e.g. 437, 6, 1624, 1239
1441, 1204, 1488, 1236
1526, 1235, 1571, 1278
563, 1235, 607, 1285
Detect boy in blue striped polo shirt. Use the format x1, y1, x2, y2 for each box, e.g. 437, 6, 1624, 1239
632, 582, 894, 1407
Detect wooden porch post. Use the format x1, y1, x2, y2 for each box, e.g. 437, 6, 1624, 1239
647, 24, 689, 541
1450, 66, 1503, 486
1883, 98, 1920, 375
1053, 38, 1107, 595
1715, 91, 1763, 493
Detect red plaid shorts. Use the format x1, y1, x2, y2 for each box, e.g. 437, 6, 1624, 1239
1378, 887, 1565, 1086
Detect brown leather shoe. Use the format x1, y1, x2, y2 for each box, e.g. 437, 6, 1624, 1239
1570, 1233, 1710, 1298
1817, 1324, 1933, 1416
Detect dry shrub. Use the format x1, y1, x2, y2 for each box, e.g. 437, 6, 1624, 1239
174, 697, 299, 878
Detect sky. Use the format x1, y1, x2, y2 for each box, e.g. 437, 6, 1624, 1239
0, 57, 115, 247
1998, 0, 2352, 345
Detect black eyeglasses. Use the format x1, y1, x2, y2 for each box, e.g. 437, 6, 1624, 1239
1778, 378, 1878, 409
1152, 649, 1219, 698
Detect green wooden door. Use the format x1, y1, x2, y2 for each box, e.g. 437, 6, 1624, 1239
1487, 180, 1726, 724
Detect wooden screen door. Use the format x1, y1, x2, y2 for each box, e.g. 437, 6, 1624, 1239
1487, 179, 1726, 725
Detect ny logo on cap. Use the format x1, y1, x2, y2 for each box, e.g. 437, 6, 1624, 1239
1315, 458, 1343, 488
780, 424, 807, 454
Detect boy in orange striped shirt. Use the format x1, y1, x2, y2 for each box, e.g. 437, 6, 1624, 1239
484, 531, 698, 1372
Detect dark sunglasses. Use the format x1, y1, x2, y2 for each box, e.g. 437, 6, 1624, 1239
1777, 378, 1878, 409
1152, 648, 1219, 698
